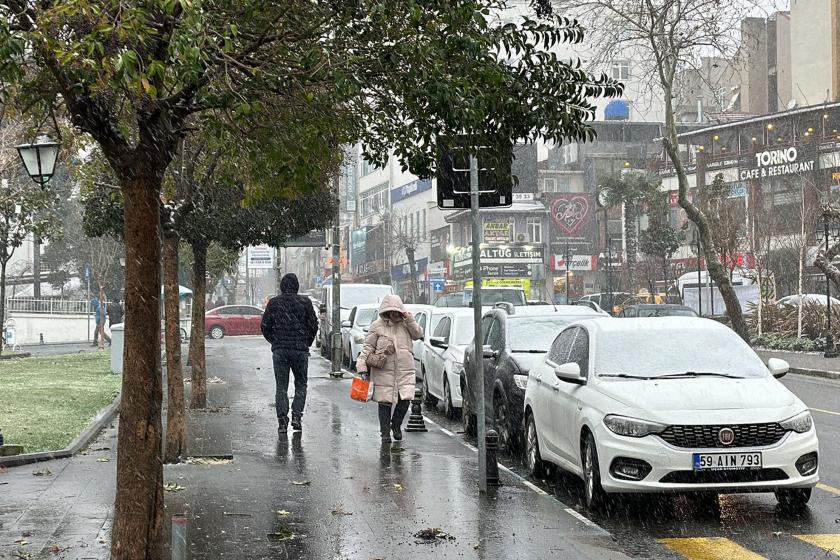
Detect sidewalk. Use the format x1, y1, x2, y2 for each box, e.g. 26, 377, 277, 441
18, 341, 100, 357
1, 337, 630, 559
755, 348, 840, 380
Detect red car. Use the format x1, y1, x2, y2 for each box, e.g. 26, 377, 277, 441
205, 305, 264, 339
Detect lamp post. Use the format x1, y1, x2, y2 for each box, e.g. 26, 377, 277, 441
815, 215, 840, 358
690, 231, 703, 317
563, 241, 573, 304
15, 136, 60, 186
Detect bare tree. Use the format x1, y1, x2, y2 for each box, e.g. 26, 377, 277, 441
549, 0, 771, 340
382, 207, 428, 302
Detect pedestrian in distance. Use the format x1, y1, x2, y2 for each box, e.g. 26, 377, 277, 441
93, 290, 111, 350
107, 297, 124, 327
356, 295, 423, 444
261, 273, 319, 435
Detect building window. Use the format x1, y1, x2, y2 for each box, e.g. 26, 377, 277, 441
360, 182, 389, 217
360, 157, 382, 177
526, 217, 542, 244
409, 213, 414, 237
611, 61, 630, 80
543, 177, 557, 192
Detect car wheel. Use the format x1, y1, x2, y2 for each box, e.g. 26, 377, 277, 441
494, 392, 513, 453
462, 383, 477, 437
209, 326, 225, 340
525, 413, 547, 479
582, 433, 608, 510
443, 375, 457, 419
422, 372, 438, 408
775, 488, 812, 510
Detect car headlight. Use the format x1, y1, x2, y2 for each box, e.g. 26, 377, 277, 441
603, 415, 667, 438
353, 335, 364, 343
513, 374, 528, 390
780, 410, 813, 433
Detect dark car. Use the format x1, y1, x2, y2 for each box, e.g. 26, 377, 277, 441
204, 305, 264, 339
617, 304, 697, 318
461, 304, 604, 451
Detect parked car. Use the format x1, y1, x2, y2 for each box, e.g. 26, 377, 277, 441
523, 317, 818, 510
434, 291, 466, 307
461, 304, 605, 449
617, 304, 698, 318
421, 307, 475, 418
405, 304, 434, 376
205, 305, 264, 339
434, 286, 527, 308
777, 294, 840, 307
341, 304, 380, 369
319, 283, 393, 357
577, 292, 635, 315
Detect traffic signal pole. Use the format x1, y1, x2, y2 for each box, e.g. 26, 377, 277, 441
470, 154, 488, 493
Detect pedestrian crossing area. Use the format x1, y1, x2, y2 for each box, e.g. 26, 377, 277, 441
660, 534, 840, 559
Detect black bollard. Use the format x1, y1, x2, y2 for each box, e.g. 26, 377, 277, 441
486, 429, 501, 486
405, 387, 427, 433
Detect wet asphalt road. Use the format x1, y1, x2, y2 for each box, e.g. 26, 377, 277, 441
420, 372, 840, 560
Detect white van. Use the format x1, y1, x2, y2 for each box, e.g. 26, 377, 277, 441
319, 282, 393, 356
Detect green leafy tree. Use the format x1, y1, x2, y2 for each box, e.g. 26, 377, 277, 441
639, 190, 681, 295
0, 2, 620, 555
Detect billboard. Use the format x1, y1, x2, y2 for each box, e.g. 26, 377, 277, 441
429, 226, 451, 263
548, 194, 595, 254
284, 230, 327, 247
247, 245, 274, 269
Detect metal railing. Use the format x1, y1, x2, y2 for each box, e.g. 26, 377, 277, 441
5, 298, 93, 315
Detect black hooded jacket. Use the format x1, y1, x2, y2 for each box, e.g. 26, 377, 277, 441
261, 274, 318, 352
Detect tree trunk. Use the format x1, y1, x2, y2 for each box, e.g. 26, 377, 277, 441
189, 242, 207, 409
663, 137, 747, 341
624, 202, 637, 293
406, 247, 418, 302
111, 180, 164, 560
163, 234, 185, 463
0, 259, 7, 357
33, 236, 40, 299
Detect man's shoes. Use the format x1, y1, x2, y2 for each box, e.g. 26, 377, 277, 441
291, 415, 302, 432
391, 421, 403, 441
278, 419, 288, 436
381, 433, 392, 444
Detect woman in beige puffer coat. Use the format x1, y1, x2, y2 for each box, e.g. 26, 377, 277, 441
356, 295, 423, 443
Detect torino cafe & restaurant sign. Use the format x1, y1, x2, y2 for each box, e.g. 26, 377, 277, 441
740, 146, 816, 180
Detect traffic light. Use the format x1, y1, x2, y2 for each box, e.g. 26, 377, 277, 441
436, 137, 513, 209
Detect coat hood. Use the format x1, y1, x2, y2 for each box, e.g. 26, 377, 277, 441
280, 273, 300, 294
378, 294, 407, 317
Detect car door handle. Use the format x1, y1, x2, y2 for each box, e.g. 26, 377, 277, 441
535, 377, 542, 384
551, 383, 561, 392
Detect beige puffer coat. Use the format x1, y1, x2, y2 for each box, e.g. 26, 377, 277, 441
356, 295, 423, 403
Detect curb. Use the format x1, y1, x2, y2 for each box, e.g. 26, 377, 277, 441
0, 353, 31, 360
0, 394, 121, 468
790, 367, 840, 381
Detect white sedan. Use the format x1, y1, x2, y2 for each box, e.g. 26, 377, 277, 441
341, 304, 380, 369
421, 307, 475, 418
524, 317, 818, 510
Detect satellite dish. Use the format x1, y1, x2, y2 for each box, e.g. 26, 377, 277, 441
786, 99, 798, 110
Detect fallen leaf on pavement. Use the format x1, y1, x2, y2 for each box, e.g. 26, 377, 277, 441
164, 483, 185, 492
414, 528, 455, 541
96, 458, 110, 462
289, 480, 311, 486
331, 504, 353, 516
21, 532, 31, 538
207, 376, 225, 384
14, 539, 28, 545
276, 510, 292, 516
267, 529, 295, 541
393, 484, 403, 492
32, 468, 52, 477
184, 457, 232, 465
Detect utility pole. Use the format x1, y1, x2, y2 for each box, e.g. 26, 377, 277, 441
470, 154, 488, 493
330, 180, 343, 378
564, 241, 572, 304
245, 248, 250, 306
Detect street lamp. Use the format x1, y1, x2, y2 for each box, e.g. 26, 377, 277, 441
815, 215, 840, 358
690, 231, 703, 317
563, 242, 573, 304
15, 136, 60, 186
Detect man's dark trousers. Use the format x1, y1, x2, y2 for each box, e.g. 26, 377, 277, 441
273, 348, 309, 426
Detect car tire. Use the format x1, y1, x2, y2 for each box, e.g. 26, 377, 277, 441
494, 392, 514, 453
443, 375, 457, 419
775, 488, 812, 510
462, 383, 477, 437
582, 433, 608, 511
525, 413, 547, 479
422, 372, 438, 408
209, 326, 225, 340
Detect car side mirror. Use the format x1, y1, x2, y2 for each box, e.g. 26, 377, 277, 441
482, 345, 499, 360
554, 362, 585, 385
341, 320, 351, 328
430, 336, 448, 349
319, 304, 327, 314
768, 357, 790, 379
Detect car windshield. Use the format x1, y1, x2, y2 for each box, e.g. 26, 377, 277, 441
341, 287, 392, 308
595, 327, 768, 379
356, 309, 378, 327
637, 308, 696, 317
464, 288, 526, 306
453, 319, 476, 345
508, 317, 578, 351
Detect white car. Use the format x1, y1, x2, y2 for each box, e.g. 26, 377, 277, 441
524, 317, 818, 510
341, 304, 380, 369
777, 294, 840, 307
405, 304, 434, 376
422, 308, 475, 418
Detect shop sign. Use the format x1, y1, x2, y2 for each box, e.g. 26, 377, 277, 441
429, 226, 451, 263
741, 146, 816, 180
453, 245, 543, 266
351, 227, 368, 266
465, 278, 532, 295
390, 178, 432, 204
391, 258, 428, 281
483, 221, 513, 243
548, 194, 595, 252
284, 229, 327, 247
354, 259, 386, 277
550, 254, 598, 272
247, 245, 273, 269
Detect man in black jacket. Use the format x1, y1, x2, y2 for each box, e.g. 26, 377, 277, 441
261, 273, 319, 434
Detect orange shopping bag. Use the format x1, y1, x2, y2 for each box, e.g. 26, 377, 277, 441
350, 376, 371, 402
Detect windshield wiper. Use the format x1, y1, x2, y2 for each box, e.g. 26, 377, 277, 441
511, 349, 546, 354
598, 373, 655, 380
657, 372, 745, 379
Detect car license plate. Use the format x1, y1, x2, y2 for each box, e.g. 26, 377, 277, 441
692, 452, 762, 470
